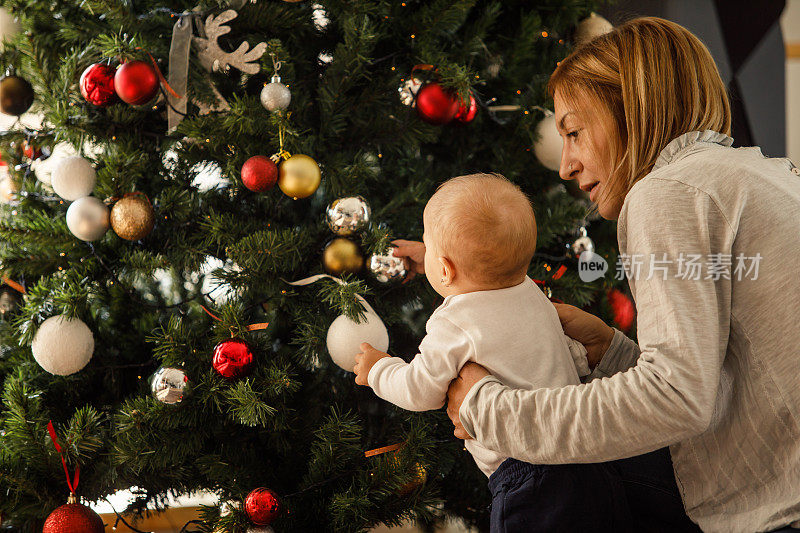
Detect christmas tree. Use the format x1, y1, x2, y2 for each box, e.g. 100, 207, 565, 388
0, 1, 623, 531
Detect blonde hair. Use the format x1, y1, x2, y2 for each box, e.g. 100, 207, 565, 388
548, 16, 731, 210
425, 173, 537, 286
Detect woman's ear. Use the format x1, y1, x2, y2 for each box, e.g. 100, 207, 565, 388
438, 256, 456, 286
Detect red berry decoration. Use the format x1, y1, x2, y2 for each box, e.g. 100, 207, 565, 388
212, 338, 254, 379
241, 156, 279, 192
455, 93, 478, 123
607, 288, 635, 333
245, 487, 282, 526
43, 501, 105, 533
114, 60, 159, 105
80, 63, 117, 107
415, 82, 459, 125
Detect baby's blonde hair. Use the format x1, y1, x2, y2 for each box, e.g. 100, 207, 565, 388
425, 173, 537, 286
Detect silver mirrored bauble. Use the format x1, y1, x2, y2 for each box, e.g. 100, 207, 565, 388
151, 366, 188, 405
398, 77, 422, 107
247, 528, 275, 533
325, 196, 371, 236
260, 74, 291, 112
368, 252, 407, 284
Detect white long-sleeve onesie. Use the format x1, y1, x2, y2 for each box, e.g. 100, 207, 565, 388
367, 276, 589, 477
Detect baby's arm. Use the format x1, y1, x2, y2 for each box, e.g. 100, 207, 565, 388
357, 316, 472, 412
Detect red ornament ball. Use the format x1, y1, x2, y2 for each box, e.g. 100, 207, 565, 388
114, 60, 159, 106
212, 338, 254, 379
455, 93, 478, 123
245, 487, 282, 526
415, 83, 459, 125
43, 502, 105, 533
241, 156, 278, 192
80, 63, 117, 107
607, 288, 635, 333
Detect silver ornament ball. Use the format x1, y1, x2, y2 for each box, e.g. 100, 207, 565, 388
368, 252, 407, 284
260, 74, 291, 112
247, 528, 275, 533
398, 77, 422, 107
325, 196, 371, 236
151, 367, 188, 405
66, 196, 110, 242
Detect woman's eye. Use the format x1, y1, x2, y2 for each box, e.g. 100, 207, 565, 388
567, 130, 579, 139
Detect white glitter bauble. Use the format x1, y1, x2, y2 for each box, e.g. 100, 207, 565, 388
31, 315, 94, 375
575, 12, 613, 44
260, 74, 291, 112
326, 308, 389, 372
66, 196, 110, 242
51, 155, 96, 201
533, 112, 563, 171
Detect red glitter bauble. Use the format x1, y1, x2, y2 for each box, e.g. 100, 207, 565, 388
607, 288, 635, 333
415, 83, 459, 125
43, 502, 105, 533
212, 338, 254, 379
455, 93, 478, 123
241, 156, 278, 192
114, 61, 159, 106
245, 487, 282, 526
80, 63, 117, 107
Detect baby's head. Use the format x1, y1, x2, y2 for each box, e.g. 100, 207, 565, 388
423, 173, 537, 295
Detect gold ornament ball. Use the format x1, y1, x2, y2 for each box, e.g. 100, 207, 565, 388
323, 238, 363, 275
278, 154, 321, 199
110, 194, 155, 241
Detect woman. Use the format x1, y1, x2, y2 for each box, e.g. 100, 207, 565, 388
399, 16, 800, 533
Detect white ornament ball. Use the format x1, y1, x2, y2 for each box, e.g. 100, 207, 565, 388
260, 75, 291, 112
575, 12, 613, 45
51, 155, 96, 201
533, 112, 563, 171
31, 315, 94, 375
0, 8, 20, 50
326, 307, 389, 372
66, 196, 110, 242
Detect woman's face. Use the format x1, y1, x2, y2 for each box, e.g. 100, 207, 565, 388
554, 91, 624, 220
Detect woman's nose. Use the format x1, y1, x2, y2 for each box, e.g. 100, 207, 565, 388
559, 153, 579, 181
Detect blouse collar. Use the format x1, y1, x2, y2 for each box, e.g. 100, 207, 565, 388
652, 130, 734, 171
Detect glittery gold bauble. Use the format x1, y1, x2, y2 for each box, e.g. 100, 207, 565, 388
323, 238, 363, 275
392, 456, 427, 496
110, 194, 155, 241
278, 154, 321, 199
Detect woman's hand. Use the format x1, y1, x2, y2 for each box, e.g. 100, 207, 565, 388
391, 239, 426, 281
552, 303, 614, 369
446, 362, 490, 440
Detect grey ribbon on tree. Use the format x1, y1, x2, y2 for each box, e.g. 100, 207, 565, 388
167, 14, 193, 132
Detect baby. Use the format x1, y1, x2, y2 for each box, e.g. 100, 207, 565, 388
354, 174, 631, 531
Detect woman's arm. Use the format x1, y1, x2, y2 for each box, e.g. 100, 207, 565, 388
454, 179, 734, 463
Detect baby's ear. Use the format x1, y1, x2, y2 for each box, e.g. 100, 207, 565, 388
438, 256, 456, 283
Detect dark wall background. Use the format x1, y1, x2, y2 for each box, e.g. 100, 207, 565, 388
599, 0, 787, 157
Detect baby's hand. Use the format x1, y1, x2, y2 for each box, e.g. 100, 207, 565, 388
354, 343, 391, 386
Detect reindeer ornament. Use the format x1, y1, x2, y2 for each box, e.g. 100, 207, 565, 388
167, 9, 267, 132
